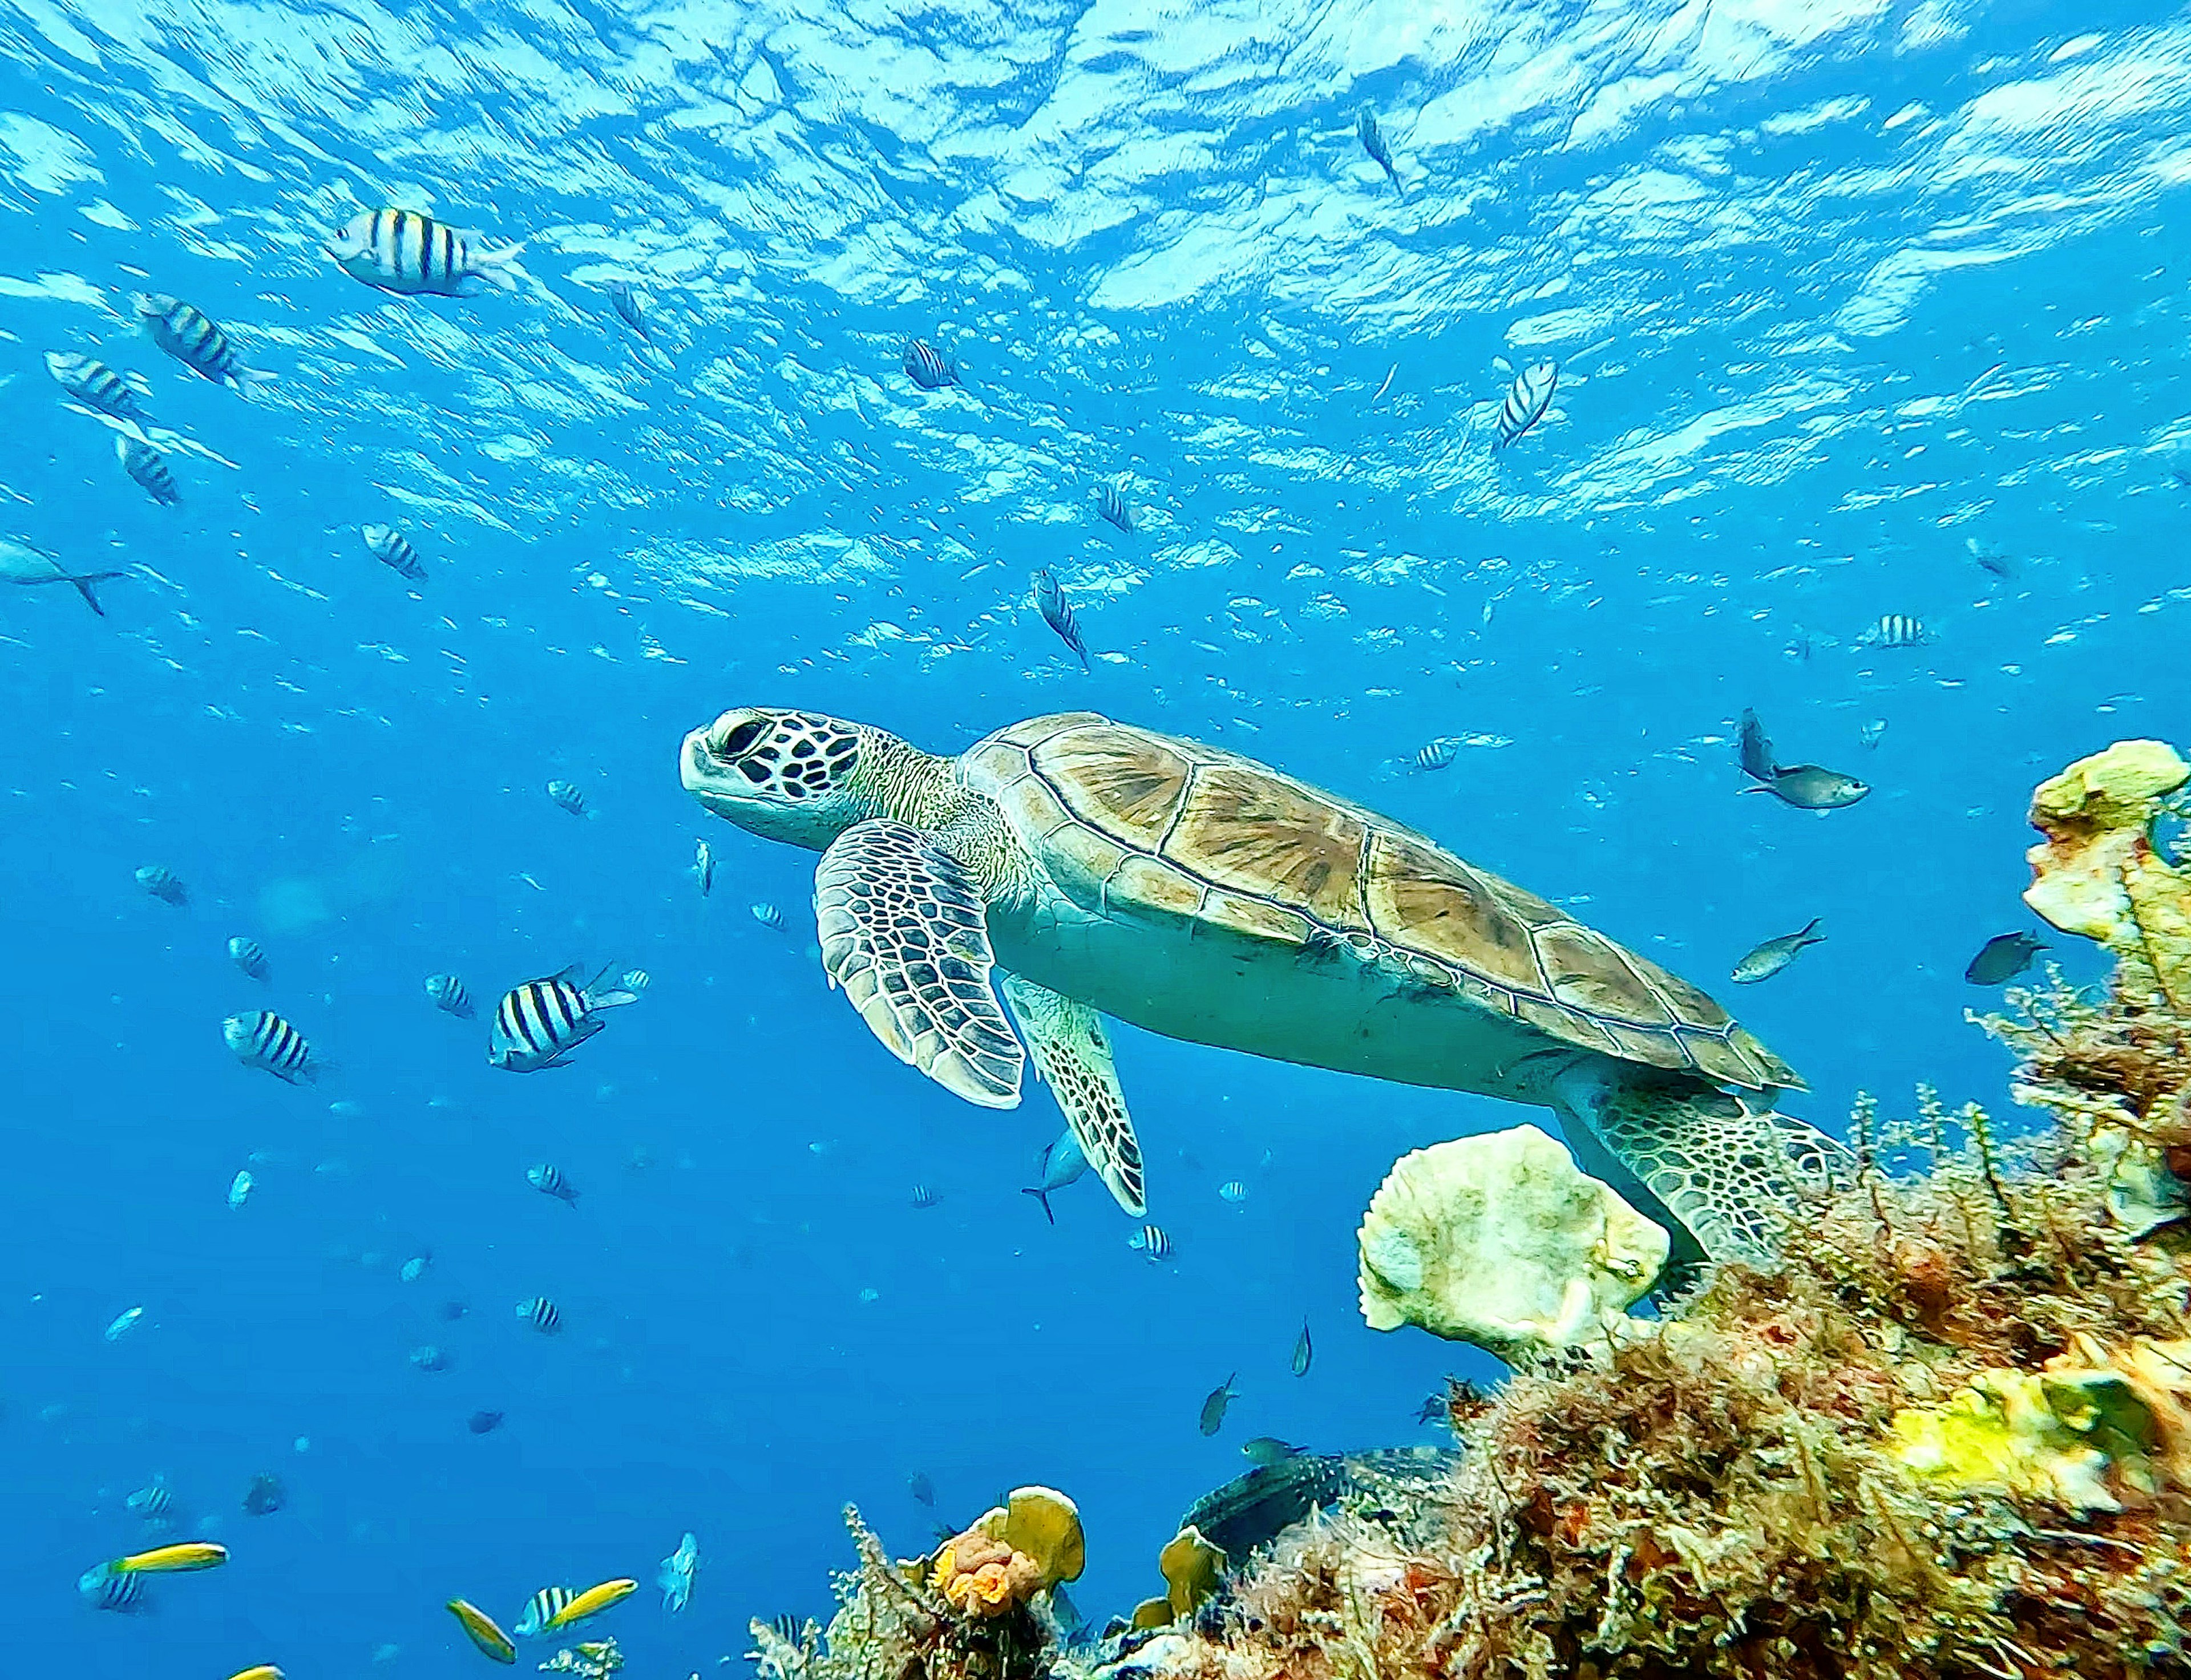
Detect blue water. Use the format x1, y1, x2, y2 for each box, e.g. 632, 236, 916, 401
3, 0, 2181, 1672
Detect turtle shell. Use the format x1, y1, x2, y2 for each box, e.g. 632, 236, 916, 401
964, 713, 1798, 1091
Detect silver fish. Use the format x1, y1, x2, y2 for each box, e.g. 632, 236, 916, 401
1033, 568, 1089, 667
1291, 1320, 1312, 1377
1198, 1373, 1237, 1436
1355, 107, 1401, 195
133, 293, 273, 392
658, 1532, 699, 1613
604, 281, 650, 341
1965, 932, 2046, 986
693, 839, 715, 896
224, 1009, 320, 1083
137, 864, 188, 906
227, 1169, 253, 1209
1494, 361, 1557, 450
488, 963, 640, 1072
0, 537, 124, 616
1731, 918, 1825, 985
116, 437, 180, 506
362, 524, 426, 582
1858, 718, 1887, 750
45, 351, 150, 420
1022, 1128, 1088, 1224
1242, 1436, 1301, 1466
1752, 765, 1870, 810
324, 208, 522, 297
228, 936, 270, 980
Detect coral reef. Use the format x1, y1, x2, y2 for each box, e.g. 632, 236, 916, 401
786, 750, 2191, 1680
1356, 1125, 1669, 1360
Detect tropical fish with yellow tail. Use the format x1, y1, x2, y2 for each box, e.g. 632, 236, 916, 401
111, 1540, 228, 1573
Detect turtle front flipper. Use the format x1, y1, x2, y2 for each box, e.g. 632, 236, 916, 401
1000, 975, 1146, 1217
1551, 1064, 1851, 1264
814, 819, 1023, 1108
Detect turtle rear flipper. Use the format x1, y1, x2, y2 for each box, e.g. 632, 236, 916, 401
814, 819, 1023, 1107
1001, 975, 1146, 1216
1551, 1063, 1850, 1265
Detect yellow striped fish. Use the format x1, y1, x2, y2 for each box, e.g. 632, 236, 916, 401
325, 208, 524, 297
111, 1540, 227, 1573
543, 1577, 639, 1632
447, 1598, 518, 1664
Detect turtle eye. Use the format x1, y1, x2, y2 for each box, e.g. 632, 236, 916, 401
715, 718, 767, 761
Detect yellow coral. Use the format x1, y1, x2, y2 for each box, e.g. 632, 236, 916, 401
1158, 1524, 1226, 1620
976, 1485, 1085, 1589
2023, 739, 2191, 999
932, 1532, 1042, 1618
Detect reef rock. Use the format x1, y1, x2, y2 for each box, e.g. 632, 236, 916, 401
1355, 1123, 1668, 1361
2023, 738, 2190, 997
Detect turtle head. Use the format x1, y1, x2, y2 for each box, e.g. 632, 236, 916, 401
682, 707, 875, 849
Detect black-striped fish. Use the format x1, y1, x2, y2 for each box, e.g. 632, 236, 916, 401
546, 779, 588, 817
1033, 568, 1089, 668
527, 1163, 579, 1205
1128, 1222, 1173, 1262
603, 281, 649, 341
1493, 361, 1557, 450
117, 437, 180, 506
902, 337, 959, 391
620, 967, 650, 993
77, 1562, 147, 1613
1356, 108, 1402, 195
426, 974, 474, 1018
1411, 738, 1458, 772
228, 936, 270, 980
516, 1296, 561, 1335
137, 864, 187, 906
126, 1476, 176, 1523
363, 524, 426, 582
515, 1586, 574, 1637
45, 351, 151, 421
490, 965, 639, 1072
768, 1613, 801, 1644
224, 1010, 320, 1084
751, 901, 786, 932
324, 208, 524, 297
132, 294, 273, 392
910, 1184, 940, 1209
1097, 480, 1133, 533
1862, 613, 1929, 649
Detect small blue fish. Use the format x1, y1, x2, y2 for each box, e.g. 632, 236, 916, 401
1022, 1129, 1088, 1224
658, 1532, 698, 1613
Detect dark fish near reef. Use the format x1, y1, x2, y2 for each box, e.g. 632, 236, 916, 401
1097, 480, 1133, 533
603, 281, 650, 341
1731, 918, 1825, 985
118, 437, 180, 505
1965, 931, 2047, 986
767, 1613, 801, 1644
1199, 1373, 1238, 1437
902, 338, 959, 391
1736, 709, 1869, 809
241, 1472, 285, 1515
467, 1409, 506, 1435
1242, 1436, 1302, 1466
1494, 361, 1557, 450
1033, 568, 1089, 667
134, 293, 273, 391
1414, 1392, 1448, 1424
908, 1471, 936, 1508
1291, 1320, 1312, 1377
1355, 107, 1401, 195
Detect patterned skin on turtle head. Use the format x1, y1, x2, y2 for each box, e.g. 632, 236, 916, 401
682, 707, 866, 847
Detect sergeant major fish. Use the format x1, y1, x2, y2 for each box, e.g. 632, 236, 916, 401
1129, 1222, 1173, 1262
118, 437, 180, 506
363, 524, 426, 582
1097, 479, 1133, 533
45, 351, 152, 422
902, 337, 960, 391
78, 1562, 147, 1612
1731, 918, 1825, 985
1, 537, 125, 617
547, 780, 589, 817
1493, 361, 1557, 450
228, 936, 270, 980
325, 208, 524, 297
490, 964, 639, 1070
1859, 613, 1929, 649
527, 1163, 579, 1205
516, 1296, 561, 1334
137, 864, 188, 905
133, 294, 274, 392
224, 1010, 321, 1083
751, 901, 786, 931
1033, 568, 1089, 668
426, 974, 474, 1018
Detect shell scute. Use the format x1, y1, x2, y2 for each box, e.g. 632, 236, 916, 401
1361, 831, 1547, 995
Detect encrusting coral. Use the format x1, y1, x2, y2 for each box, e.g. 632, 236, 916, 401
775, 744, 2191, 1680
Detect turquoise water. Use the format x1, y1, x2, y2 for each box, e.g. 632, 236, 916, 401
3, 1, 2178, 1672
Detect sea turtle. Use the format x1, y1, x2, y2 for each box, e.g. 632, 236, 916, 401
679, 708, 1847, 1261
